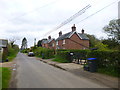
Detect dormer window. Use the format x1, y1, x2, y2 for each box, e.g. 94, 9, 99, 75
63, 39, 65, 44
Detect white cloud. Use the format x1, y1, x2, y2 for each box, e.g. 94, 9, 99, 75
0, 0, 118, 47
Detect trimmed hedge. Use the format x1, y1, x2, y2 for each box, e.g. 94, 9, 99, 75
55, 49, 120, 77
88, 50, 120, 77
33, 47, 55, 59
53, 51, 71, 63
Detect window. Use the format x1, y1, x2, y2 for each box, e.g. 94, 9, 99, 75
52, 43, 54, 47
63, 39, 65, 44
56, 41, 58, 45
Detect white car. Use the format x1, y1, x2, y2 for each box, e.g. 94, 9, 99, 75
28, 52, 34, 56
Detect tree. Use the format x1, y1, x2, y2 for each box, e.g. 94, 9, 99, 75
21, 37, 27, 50
86, 34, 100, 48
37, 38, 47, 47
103, 19, 120, 41
9, 37, 20, 47
102, 38, 120, 50
37, 40, 42, 47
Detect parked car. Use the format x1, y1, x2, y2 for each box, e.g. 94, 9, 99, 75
28, 52, 34, 56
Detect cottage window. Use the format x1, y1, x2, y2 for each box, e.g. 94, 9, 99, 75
63, 39, 65, 44
56, 41, 58, 45
52, 43, 54, 47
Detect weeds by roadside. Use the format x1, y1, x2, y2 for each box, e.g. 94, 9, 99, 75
0, 67, 11, 89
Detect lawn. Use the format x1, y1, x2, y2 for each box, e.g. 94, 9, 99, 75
0, 67, 11, 89
52, 55, 70, 63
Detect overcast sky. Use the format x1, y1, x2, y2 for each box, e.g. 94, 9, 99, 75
0, 0, 119, 48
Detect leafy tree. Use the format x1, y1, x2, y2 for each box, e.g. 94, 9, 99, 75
103, 19, 120, 41
37, 40, 42, 47
21, 37, 27, 50
37, 38, 47, 47
95, 42, 108, 50
86, 34, 100, 48
102, 38, 120, 50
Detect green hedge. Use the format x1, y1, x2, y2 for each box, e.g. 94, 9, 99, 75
88, 50, 120, 77
33, 47, 55, 59
53, 51, 71, 63
55, 49, 119, 77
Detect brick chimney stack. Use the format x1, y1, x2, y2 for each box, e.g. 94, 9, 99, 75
59, 31, 62, 37
71, 24, 76, 32
82, 29, 84, 34
48, 36, 51, 39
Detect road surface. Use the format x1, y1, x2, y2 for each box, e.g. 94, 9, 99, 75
14, 53, 109, 88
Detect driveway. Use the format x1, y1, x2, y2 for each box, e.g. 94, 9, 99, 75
13, 53, 110, 88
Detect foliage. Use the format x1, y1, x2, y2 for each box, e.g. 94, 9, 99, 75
2, 44, 19, 62
102, 38, 120, 50
7, 44, 19, 61
94, 42, 108, 50
37, 40, 42, 47
21, 37, 27, 49
55, 49, 119, 77
53, 51, 71, 63
32, 47, 55, 59
53, 50, 90, 63
1, 67, 11, 88
20, 48, 30, 53
86, 34, 100, 48
103, 19, 120, 41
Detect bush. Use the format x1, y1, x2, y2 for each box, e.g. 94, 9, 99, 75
7, 45, 19, 61
53, 51, 71, 63
2, 44, 19, 62
33, 47, 55, 59
87, 50, 120, 77
55, 49, 119, 77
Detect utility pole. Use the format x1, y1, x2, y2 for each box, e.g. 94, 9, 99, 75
34, 38, 36, 47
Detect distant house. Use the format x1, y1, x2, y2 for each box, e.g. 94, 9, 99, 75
42, 36, 56, 49
0, 39, 8, 61
55, 24, 89, 49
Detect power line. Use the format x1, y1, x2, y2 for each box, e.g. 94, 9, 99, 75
76, 0, 119, 24
50, 0, 119, 38
43, 4, 91, 37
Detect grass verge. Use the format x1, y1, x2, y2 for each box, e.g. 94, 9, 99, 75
0, 67, 11, 89
97, 68, 119, 77
52, 55, 70, 63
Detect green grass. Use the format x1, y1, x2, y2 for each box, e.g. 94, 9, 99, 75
52, 55, 70, 63
7, 54, 17, 62
0, 67, 11, 89
97, 68, 119, 77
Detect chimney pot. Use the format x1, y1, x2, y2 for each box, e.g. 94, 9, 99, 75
59, 31, 62, 36
82, 29, 84, 34
71, 24, 76, 32
48, 36, 51, 39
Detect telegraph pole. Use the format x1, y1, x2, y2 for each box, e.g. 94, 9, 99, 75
34, 38, 36, 47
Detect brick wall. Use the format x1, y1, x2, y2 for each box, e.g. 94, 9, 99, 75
58, 33, 89, 49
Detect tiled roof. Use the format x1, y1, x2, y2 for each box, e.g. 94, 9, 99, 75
56, 31, 89, 41
42, 38, 55, 44
78, 33, 89, 40
56, 32, 72, 41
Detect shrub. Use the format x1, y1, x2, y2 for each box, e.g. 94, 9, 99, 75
33, 47, 55, 59
55, 49, 119, 77
53, 51, 71, 63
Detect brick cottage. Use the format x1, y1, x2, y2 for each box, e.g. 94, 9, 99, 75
42, 24, 89, 50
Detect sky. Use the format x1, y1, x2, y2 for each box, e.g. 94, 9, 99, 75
0, 0, 119, 48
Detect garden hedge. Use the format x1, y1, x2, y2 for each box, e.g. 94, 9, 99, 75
56, 49, 120, 77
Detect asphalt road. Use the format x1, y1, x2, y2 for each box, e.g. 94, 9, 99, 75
15, 53, 109, 88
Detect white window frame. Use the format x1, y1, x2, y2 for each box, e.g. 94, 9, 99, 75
52, 43, 54, 47
63, 39, 65, 44
56, 41, 58, 45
